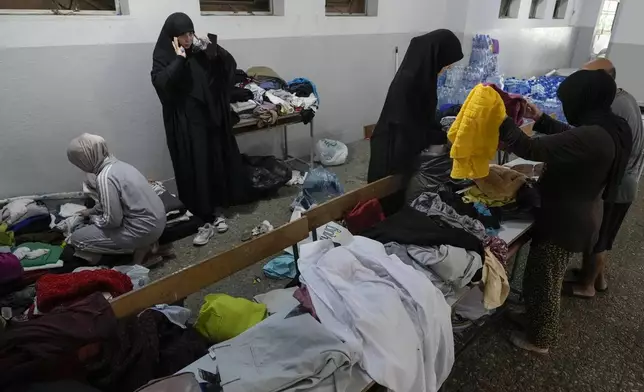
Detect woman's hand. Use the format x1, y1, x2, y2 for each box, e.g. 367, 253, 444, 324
172, 37, 186, 58
525, 101, 543, 121
77, 209, 92, 218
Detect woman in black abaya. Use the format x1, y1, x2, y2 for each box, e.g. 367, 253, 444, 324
151, 13, 250, 246
367, 29, 463, 213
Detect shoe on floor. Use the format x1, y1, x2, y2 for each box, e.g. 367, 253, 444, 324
193, 223, 215, 246
251, 220, 274, 237
213, 217, 229, 233
509, 331, 549, 355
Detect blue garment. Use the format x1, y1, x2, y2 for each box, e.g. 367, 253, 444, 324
287, 78, 320, 103
291, 166, 344, 211
8, 215, 50, 232
263, 253, 296, 279
259, 80, 282, 91
473, 202, 499, 236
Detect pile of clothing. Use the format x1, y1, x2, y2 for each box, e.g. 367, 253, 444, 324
231, 67, 319, 127
0, 199, 51, 245
297, 238, 454, 392
0, 292, 208, 392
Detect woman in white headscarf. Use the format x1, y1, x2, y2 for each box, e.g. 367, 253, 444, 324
67, 134, 166, 261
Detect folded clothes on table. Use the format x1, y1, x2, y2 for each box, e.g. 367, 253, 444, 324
463, 186, 515, 207
14, 242, 64, 271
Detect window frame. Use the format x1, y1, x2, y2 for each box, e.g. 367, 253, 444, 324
553, 0, 569, 19
0, 0, 121, 15
200, 0, 273, 16
326, 0, 368, 16
498, 0, 520, 19
529, 0, 546, 19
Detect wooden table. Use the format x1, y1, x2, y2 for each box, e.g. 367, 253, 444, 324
233, 112, 315, 167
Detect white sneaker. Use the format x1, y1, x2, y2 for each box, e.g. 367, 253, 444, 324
193, 223, 215, 246
214, 217, 229, 233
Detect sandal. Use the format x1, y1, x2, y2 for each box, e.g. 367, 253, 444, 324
213, 217, 229, 233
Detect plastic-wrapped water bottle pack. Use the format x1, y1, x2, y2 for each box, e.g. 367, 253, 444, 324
504, 75, 567, 122
437, 34, 503, 107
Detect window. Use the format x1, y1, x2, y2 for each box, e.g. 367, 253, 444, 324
553, 0, 569, 19
529, 0, 546, 19
498, 0, 520, 19
0, 0, 118, 13
592, 0, 620, 56
326, 0, 367, 15
200, 0, 271, 14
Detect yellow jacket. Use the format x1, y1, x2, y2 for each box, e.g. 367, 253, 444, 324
448, 84, 507, 179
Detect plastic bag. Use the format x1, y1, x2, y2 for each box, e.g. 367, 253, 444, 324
244, 155, 291, 197
195, 294, 266, 343
405, 147, 459, 203
315, 139, 348, 166
112, 265, 150, 289
290, 166, 344, 211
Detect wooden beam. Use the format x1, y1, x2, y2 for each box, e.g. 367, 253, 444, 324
304, 175, 402, 231
111, 218, 310, 318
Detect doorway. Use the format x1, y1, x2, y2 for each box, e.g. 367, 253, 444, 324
591, 0, 620, 58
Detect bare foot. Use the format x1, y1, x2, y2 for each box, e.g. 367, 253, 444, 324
509, 331, 549, 355
572, 284, 596, 298
596, 274, 608, 292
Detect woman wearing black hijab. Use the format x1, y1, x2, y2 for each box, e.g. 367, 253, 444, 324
498, 69, 632, 354
151, 13, 251, 246
367, 29, 463, 213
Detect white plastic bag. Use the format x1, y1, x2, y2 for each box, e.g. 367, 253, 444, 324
112, 265, 151, 289
315, 139, 348, 166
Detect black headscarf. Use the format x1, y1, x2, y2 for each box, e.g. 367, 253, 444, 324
388, 30, 463, 138
368, 30, 463, 184
152, 13, 195, 72
557, 69, 633, 201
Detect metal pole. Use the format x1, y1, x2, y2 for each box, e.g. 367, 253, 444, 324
309, 119, 315, 167
282, 124, 288, 160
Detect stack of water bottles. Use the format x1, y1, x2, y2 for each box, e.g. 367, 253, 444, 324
438, 34, 503, 107
504, 75, 567, 122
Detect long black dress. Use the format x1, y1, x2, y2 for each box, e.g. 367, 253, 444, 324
151, 13, 251, 222
367, 29, 463, 214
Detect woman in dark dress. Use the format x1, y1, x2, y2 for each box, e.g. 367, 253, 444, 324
500, 70, 632, 353
367, 29, 463, 213
151, 13, 251, 246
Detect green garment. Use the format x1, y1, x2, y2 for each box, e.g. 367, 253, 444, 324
17, 242, 64, 268
195, 294, 267, 343
0, 223, 14, 246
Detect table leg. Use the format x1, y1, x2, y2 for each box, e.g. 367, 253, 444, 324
509, 242, 526, 299
309, 119, 315, 167
282, 124, 289, 160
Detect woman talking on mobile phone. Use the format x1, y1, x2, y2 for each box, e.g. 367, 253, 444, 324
151, 12, 252, 246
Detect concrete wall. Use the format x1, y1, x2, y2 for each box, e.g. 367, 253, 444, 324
0, 0, 584, 198
609, 0, 644, 103
459, 0, 580, 78
0, 0, 443, 198
570, 0, 603, 67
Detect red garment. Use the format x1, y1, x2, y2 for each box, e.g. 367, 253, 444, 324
293, 286, 318, 320
345, 199, 385, 234
486, 83, 527, 126
36, 270, 133, 312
